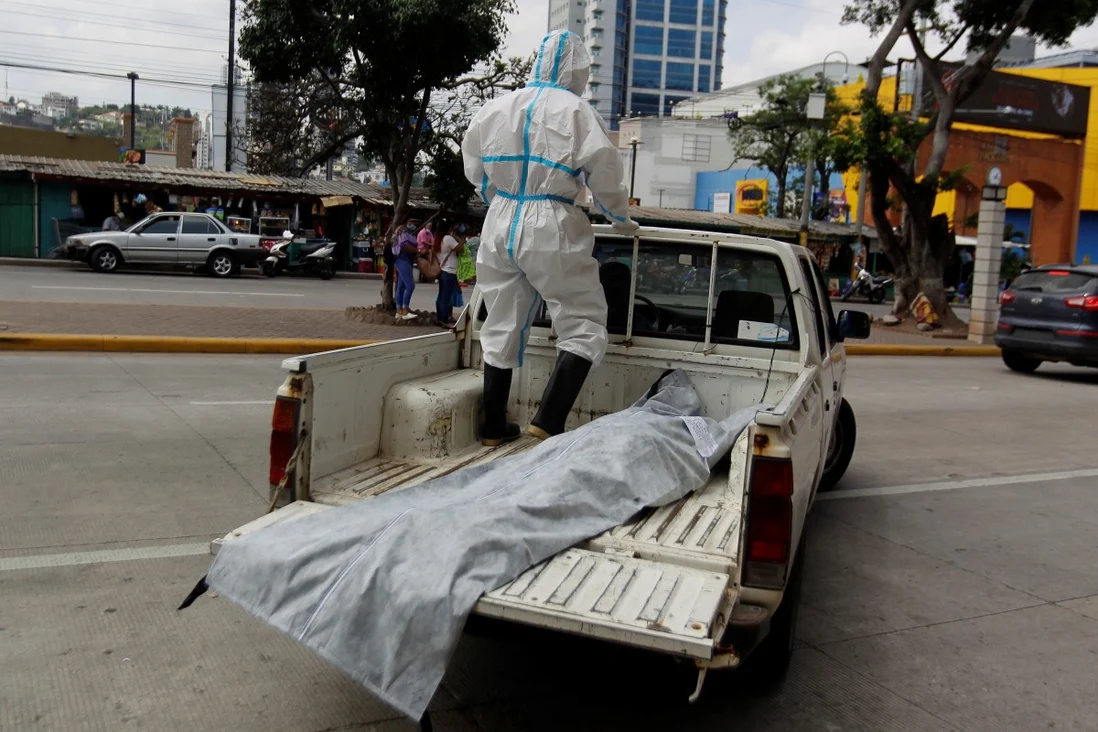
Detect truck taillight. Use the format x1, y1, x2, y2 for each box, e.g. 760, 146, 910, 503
1064, 295, 1098, 311
744, 457, 793, 589
269, 396, 299, 487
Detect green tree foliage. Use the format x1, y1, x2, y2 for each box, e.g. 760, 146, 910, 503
727, 75, 846, 219
238, 0, 515, 225
842, 0, 1098, 314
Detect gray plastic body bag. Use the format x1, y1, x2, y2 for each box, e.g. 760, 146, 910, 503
205, 370, 757, 720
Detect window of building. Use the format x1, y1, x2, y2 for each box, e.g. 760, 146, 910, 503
665, 62, 694, 91
636, 0, 665, 22
630, 93, 661, 116
632, 59, 662, 89
701, 0, 715, 25
700, 31, 713, 59
697, 64, 711, 91
663, 95, 689, 116
669, 0, 697, 24
667, 28, 695, 57
634, 25, 663, 55
681, 133, 712, 162
592, 28, 603, 38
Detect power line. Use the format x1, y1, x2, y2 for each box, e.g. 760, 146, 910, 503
0, 60, 227, 90
0, 6, 228, 41
58, 0, 234, 24
0, 48, 226, 84
0, 0, 229, 32
0, 28, 226, 54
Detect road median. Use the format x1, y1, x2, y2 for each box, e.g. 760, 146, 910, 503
1, 332, 1000, 356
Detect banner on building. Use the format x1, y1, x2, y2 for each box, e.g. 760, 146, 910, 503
929, 65, 1090, 139
120, 148, 146, 165
712, 191, 732, 214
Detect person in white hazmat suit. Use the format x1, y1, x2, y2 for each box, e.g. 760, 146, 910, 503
462, 29, 637, 446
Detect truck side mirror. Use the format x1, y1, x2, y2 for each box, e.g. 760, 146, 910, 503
837, 310, 871, 340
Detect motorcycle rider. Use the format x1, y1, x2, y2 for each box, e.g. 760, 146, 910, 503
462, 29, 637, 446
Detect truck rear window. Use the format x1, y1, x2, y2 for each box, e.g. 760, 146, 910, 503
528, 238, 798, 349
1011, 271, 1097, 293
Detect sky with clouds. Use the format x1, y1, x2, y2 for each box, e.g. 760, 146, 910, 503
4, 0, 1098, 114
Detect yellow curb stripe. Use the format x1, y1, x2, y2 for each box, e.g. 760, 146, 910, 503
845, 344, 999, 357
0, 334, 377, 354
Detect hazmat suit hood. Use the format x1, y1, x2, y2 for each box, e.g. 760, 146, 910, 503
529, 30, 590, 96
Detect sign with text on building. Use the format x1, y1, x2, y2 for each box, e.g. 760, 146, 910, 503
713, 191, 732, 214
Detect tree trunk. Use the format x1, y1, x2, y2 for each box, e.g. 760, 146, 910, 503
775, 170, 787, 219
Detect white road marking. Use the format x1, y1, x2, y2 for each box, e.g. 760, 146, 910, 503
31, 285, 303, 297
189, 400, 270, 406
0, 543, 210, 571
819, 468, 1098, 501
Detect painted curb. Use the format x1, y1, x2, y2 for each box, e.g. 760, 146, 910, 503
0, 334, 378, 354
1, 333, 1001, 357
845, 344, 999, 357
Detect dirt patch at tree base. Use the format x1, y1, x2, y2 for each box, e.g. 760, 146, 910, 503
345, 305, 438, 327
875, 309, 970, 340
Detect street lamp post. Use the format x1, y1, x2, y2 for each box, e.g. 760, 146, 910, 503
798, 91, 826, 247
126, 72, 139, 151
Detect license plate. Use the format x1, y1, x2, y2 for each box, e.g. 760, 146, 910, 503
1012, 327, 1054, 341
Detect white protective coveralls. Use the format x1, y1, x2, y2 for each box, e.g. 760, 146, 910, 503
462, 29, 633, 370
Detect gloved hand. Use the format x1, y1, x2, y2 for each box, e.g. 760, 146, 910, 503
612, 218, 639, 236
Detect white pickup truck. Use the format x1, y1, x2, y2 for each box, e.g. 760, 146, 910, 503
218, 226, 870, 699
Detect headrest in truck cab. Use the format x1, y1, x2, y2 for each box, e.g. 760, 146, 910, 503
714, 290, 775, 341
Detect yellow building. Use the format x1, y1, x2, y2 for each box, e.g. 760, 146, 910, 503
837, 59, 1098, 264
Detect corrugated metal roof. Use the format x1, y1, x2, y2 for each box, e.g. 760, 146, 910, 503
0, 154, 408, 204
611, 205, 877, 241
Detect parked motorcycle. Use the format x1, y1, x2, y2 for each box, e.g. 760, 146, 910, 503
261, 231, 336, 280
841, 268, 892, 304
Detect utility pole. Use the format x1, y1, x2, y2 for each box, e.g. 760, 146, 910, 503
628, 137, 640, 200
799, 89, 827, 246
225, 0, 236, 172
126, 72, 138, 151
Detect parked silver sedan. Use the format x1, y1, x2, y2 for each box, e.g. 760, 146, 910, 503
60, 212, 267, 277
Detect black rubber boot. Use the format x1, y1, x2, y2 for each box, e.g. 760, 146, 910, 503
528, 351, 593, 440
481, 363, 521, 447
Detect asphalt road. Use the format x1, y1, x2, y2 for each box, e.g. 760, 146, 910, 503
2, 264, 971, 325
0, 263, 443, 312
3, 354, 1097, 731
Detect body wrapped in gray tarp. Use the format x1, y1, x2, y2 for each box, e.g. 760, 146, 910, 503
204, 370, 757, 720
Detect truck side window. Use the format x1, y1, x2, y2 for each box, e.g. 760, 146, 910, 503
809, 257, 839, 342
799, 258, 828, 358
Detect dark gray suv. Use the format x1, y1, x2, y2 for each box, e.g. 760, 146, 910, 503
995, 264, 1098, 372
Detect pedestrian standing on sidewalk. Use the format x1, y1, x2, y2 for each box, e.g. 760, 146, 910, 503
435, 219, 464, 328
392, 219, 421, 321
457, 225, 478, 285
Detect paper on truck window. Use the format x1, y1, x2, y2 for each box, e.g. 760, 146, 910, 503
738, 320, 789, 342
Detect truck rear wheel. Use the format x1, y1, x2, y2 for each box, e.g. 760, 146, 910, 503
818, 398, 856, 493
743, 538, 804, 690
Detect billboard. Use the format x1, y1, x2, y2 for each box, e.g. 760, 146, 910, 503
712, 191, 732, 214
735, 180, 769, 215
930, 65, 1090, 139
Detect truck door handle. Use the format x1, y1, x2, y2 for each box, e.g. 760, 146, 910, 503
207, 237, 216, 242
167, 237, 176, 241
825, 400, 830, 411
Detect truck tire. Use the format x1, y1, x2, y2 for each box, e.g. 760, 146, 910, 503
90, 245, 122, 273
1002, 350, 1041, 374
743, 537, 805, 690
818, 398, 856, 493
